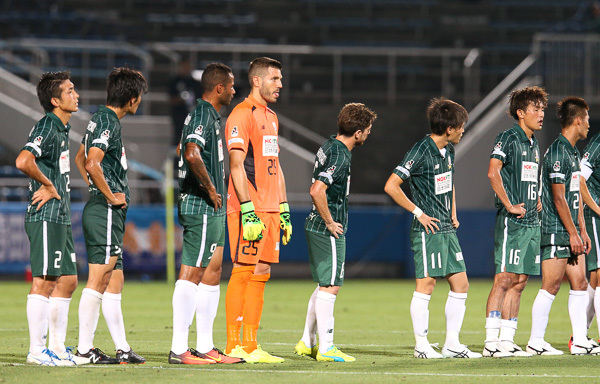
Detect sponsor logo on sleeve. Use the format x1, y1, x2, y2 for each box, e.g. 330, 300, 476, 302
553, 161, 560, 171
326, 165, 336, 174
231, 126, 239, 137
101, 129, 110, 141
405, 160, 414, 170
194, 125, 203, 135
33, 136, 43, 146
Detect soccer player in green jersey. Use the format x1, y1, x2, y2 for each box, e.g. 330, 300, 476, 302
527, 96, 600, 355
483, 87, 546, 358
580, 101, 600, 343
16, 71, 89, 366
385, 98, 481, 359
168, 63, 243, 365
295, 103, 376, 362
74, 68, 148, 364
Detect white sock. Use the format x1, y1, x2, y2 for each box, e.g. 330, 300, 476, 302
102, 292, 130, 352
196, 283, 220, 353
77, 288, 103, 354
315, 291, 336, 354
529, 289, 555, 344
499, 318, 518, 343
485, 315, 501, 344
587, 284, 595, 330
171, 280, 198, 355
595, 287, 600, 338
410, 291, 431, 347
48, 297, 71, 354
445, 291, 467, 348
27, 294, 49, 356
300, 286, 319, 347
569, 290, 589, 345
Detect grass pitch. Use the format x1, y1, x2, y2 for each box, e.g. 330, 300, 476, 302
0, 278, 598, 383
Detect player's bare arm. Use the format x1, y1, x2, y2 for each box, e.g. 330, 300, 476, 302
75, 144, 89, 186
277, 160, 288, 203
85, 146, 126, 208
384, 173, 440, 234
310, 180, 343, 238
488, 158, 525, 218
229, 148, 251, 202
15, 150, 60, 210
551, 182, 584, 255
577, 183, 591, 255
184, 142, 221, 211
451, 188, 459, 229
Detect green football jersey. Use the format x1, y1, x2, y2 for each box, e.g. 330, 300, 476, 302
178, 99, 226, 216
490, 123, 541, 227
541, 134, 581, 237
581, 132, 600, 219
305, 136, 352, 235
82, 106, 130, 202
22, 112, 71, 224
394, 135, 456, 233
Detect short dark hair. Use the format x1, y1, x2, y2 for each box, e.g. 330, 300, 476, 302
201, 62, 233, 94
106, 67, 148, 108
36, 71, 71, 113
426, 97, 468, 135
248, 57, 281, 85
557, 96, 589, 128
337, 103, 377, 137
508, 86, 548, 120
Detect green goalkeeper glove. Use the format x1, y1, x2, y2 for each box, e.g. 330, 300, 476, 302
240, 201, 265, 241
280, 202, 292, 245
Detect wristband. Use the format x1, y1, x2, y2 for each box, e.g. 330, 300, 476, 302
240, 201, 255, 214
412, 206, 423, 218
280, 202, 289, 213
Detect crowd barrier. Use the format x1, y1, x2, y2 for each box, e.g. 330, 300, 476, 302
0, 203, 497, 278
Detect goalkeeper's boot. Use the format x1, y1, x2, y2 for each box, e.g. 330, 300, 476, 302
116, 348, 146, 364
414, 343, 443, 359
442, 344, 482, 358
526, 340, 564, 356
76, 347, 119, 364
26, 349, 58, 366
169, 349, 216, 365
294, 340, 318, 359
497, 341, 532, 357
246, 345, 284, 363
316, 345, 355, 362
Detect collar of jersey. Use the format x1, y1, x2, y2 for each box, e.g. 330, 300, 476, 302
197, 98, 219, 117
511, 123, 535, 143
46, 112, 70, 132
425, 134, 447, 157
557, 133, 578, 155
247, 94, 275, 114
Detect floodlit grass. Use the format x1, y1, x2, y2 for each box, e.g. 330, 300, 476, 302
0, 278, 597, 383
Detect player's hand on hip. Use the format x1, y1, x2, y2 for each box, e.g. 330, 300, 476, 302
240, 201, 265, 241
32, 184, 60, 210
507, 203, 526, 218
279, 202, 292, 245
108, 192, 127, 209
417, 214, 440, 234
326, 221, 344, 239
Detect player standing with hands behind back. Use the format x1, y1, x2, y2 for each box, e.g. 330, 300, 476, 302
224, 57, 292, 363
385, 98, 481, 359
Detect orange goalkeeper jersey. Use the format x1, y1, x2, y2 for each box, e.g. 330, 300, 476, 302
226, 95, 280, 213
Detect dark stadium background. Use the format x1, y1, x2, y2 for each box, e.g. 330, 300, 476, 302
0, 0, 599, 279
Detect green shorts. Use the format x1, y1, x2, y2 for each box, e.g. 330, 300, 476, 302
179, 213, 225, 268
305, 230, 346, 287
25, 222, 77, 277
82, 195, 125, 269
493, 215, 540, 275
541, 233, 572, 261
586, 216, 600, 271
410, 230, 466, 279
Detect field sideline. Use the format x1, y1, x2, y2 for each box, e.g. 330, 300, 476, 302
0, 279, 598, 383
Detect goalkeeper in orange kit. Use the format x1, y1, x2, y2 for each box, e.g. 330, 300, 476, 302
224, 57, 292, 363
